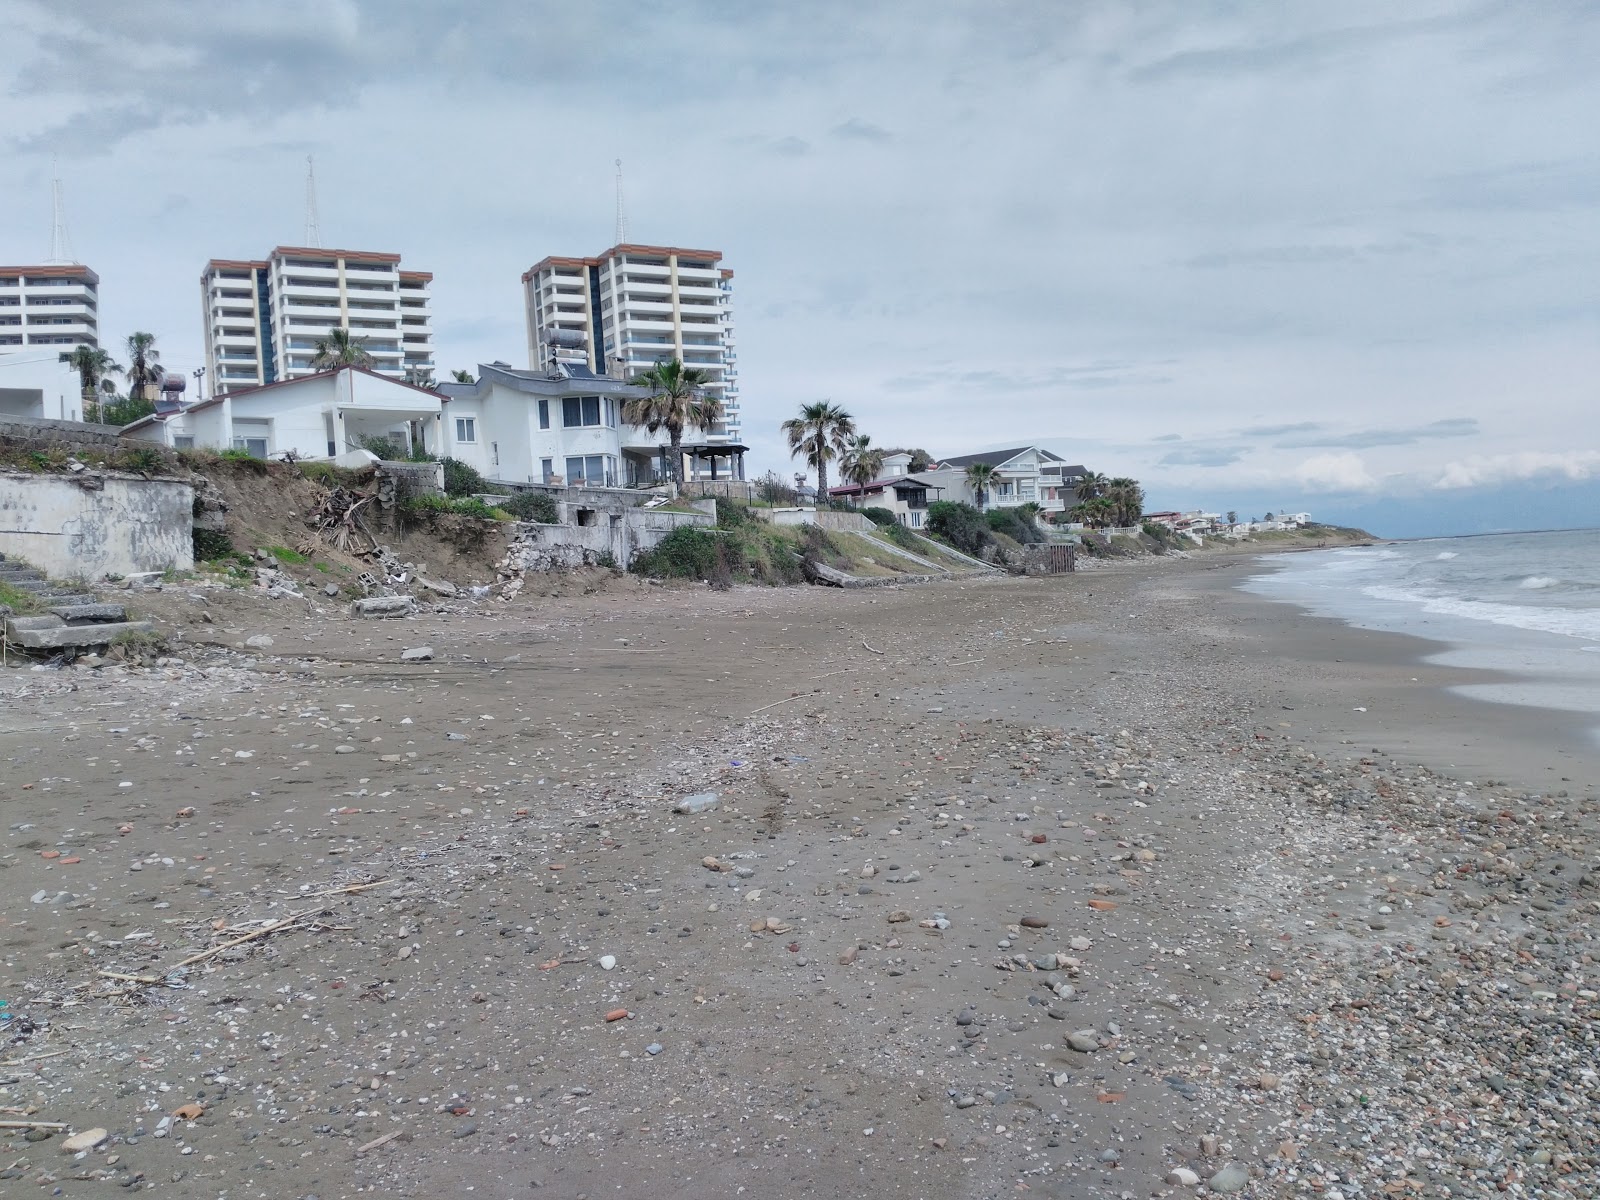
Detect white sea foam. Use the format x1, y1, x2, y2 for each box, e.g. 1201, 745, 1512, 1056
1362, 583, 1600, 642
1519, 576, 1558, 589
1435, 551, 1459, 560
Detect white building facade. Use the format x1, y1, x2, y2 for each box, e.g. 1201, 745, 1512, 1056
929, 447, 1089, 516
201, 247, 434, 396
122, 367, 447, 462
0, 265, 100, 352
439, 362, 746, 488
521, 244, 740, 444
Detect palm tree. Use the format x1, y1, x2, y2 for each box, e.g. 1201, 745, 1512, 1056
451, 369, 475, 383
841, 434, 886, 488
781, 401, 856, 500
965, 462, 1000, 509
1106, 477, 1144, 527
59, 345, 121, 422
1075, 471, 1108, 503
124, 332, 161, 404
623, 358, 721, 488
1226, 510, 1238, 526
310, 328, 374, 370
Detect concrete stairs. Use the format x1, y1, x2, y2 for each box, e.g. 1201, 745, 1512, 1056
0, 555, 153, 653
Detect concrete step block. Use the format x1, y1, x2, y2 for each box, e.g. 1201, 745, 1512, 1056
50, 603, 129, 623
3, 619, 154, 651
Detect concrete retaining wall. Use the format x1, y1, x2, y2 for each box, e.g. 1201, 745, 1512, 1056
761, 508, 877, 532
503, 505, 716, 571
0, 471, 194, 580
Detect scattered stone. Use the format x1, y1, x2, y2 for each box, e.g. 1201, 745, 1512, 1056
1208, 1164, 1250, 1193
401, 646, 434, 661
1166, 1167, 1200, 1186
62, 1128, 108, 1154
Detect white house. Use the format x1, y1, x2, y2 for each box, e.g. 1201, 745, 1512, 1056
825, 473, 946, 528
437, 361, 747, 487
0, 349, 85, 422
121, 367, 448, 462
927, 447, 1090, 516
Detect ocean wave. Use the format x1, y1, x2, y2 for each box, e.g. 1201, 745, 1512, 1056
1435, 551, 1459, 560
1362, 584, 1600, 641
1519, 576, 1559, 589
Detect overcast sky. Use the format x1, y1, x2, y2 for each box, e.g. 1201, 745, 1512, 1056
4, 0, 1596, 535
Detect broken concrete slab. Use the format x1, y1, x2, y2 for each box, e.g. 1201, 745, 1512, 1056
351, 596, 415, 619
418, 576, 458, 597
401, 646, 434, 661
48, 602, 128, 623
3, 616, 153, 650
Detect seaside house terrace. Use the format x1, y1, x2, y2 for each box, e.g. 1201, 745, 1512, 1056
120, 366, 448, 461
826, 472, 947, 528
437, 361, 747, 489
926, 447, 1089, 516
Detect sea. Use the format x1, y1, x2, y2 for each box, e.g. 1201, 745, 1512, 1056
1241, 528, 1600, 737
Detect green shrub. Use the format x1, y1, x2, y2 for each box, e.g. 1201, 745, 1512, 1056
266, 545, 307, 564
886, 522, 921, 551
715, 498, 754, 529
985, 508, 1042, 544
193, 528, 234, 560
402, 494, 508, 521
441, 457, 498, 498
859, 506, 897, 527
500, 490, 560, 523
799, 523, 847, 567
926, 501, 993, 557
219, 448, 269, 472
100, 395, 156, 427
630, 526, 729, 579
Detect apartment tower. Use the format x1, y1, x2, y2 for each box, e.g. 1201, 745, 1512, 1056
521, 244, 739, 442
0, 265, 100, 352
201, 246, 433, 394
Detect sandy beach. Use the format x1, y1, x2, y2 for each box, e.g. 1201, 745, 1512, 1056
2, 552, 1595, 1198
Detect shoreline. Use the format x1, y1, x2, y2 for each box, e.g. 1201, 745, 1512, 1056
0, 559, 1594, 1198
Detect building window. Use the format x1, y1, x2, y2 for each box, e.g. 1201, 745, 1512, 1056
538, 399, 550, 429
491, 440, 499, 467
232, 435, 268, 459
562, 396, 603, 427
174, 436, 195, 450
541, 457, 554, 483
564, 454, 616, 487
455, 417, 476, 443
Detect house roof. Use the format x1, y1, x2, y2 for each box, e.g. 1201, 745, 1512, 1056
1040, 463, 1090, 477
447, 361, 641, 398
828, 474, 945, 497
936, 446, 1066, 470
120, 368, 445, 430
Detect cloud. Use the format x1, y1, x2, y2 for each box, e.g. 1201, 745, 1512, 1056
1277, 418, 1479, 449
832, 117, 892, 142
1152, 433, 1182, 442
1184, 234, 1441, 270
1294, 452, 1378, 492
770, 136, 811, 157
1433, 450, 1600, 490
1239, 421, 1322, 437
1159, 446, 1242, 467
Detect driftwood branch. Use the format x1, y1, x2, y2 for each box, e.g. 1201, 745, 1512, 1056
748, 691, 821, 716
860, 640, 886, 656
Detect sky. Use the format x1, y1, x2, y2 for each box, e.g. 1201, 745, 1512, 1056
2, 0, 1596, 538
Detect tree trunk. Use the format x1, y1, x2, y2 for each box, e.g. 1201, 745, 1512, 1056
814, 435, 829, 501
669, 426, 685, 488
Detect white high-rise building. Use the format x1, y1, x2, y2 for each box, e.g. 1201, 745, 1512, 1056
521, 244, 740, 442
0, 265, 100, 352
201, 246, 434, 394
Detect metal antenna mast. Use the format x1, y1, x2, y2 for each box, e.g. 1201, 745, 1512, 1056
614, 158, 627, 245
304, 156, 321, 247
47, 161, 75, 264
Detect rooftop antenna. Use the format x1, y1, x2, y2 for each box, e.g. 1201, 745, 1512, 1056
46, 159, 76, 265
304, 155, 321, 247
614, 158, 627, 245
